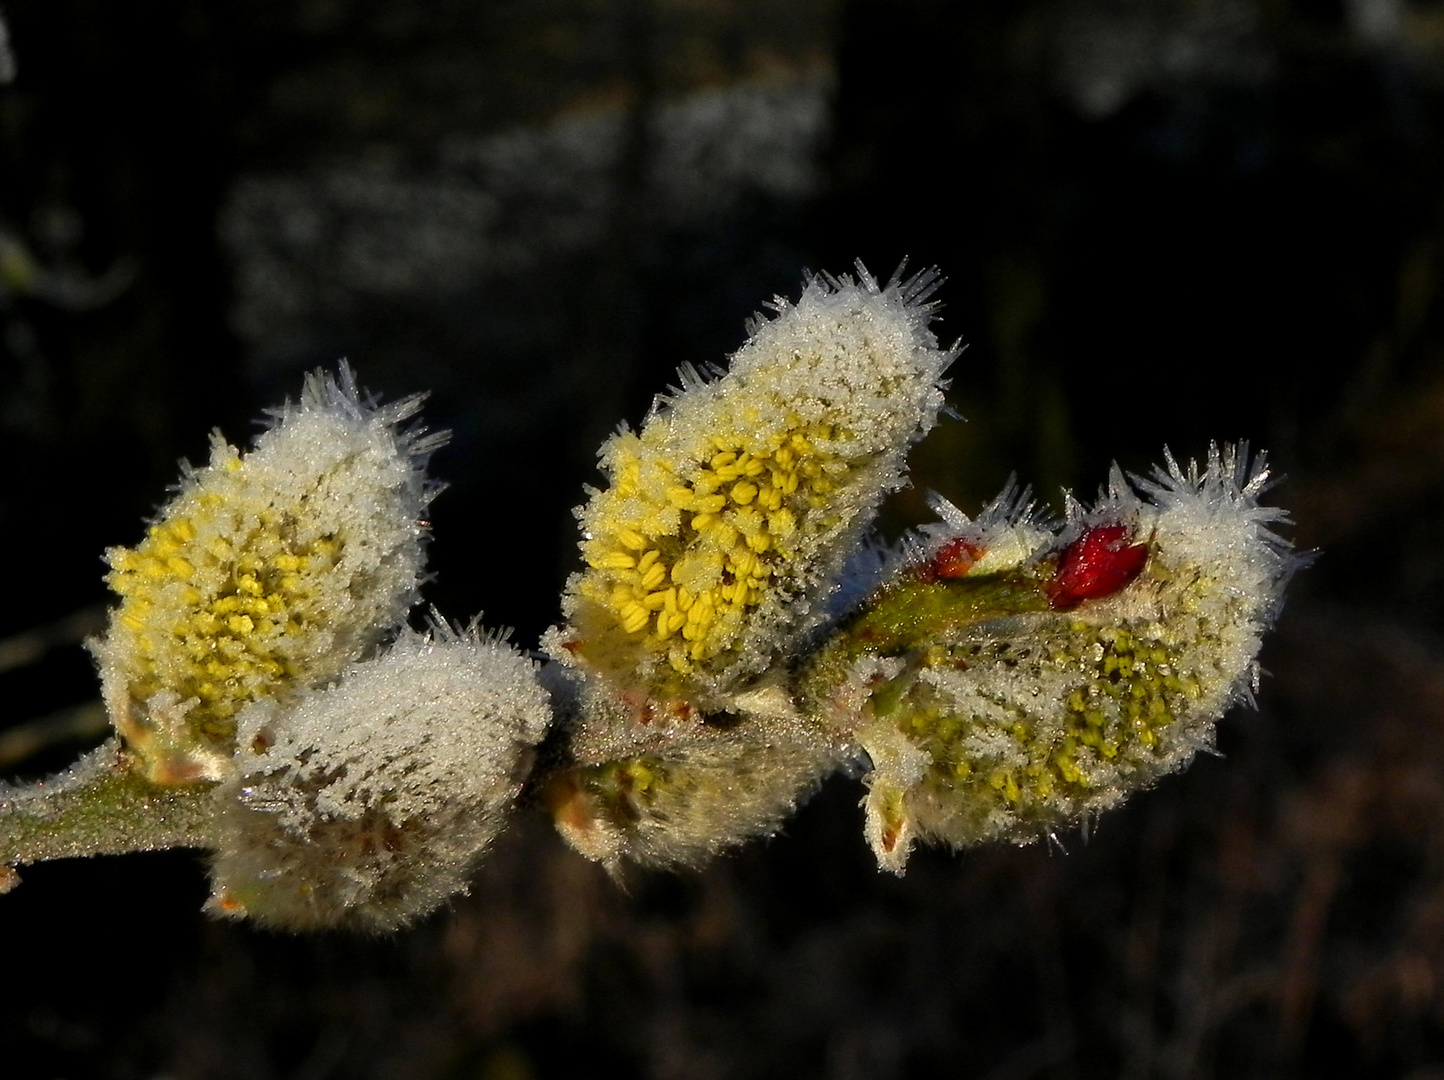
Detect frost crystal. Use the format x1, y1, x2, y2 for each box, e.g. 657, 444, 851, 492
91, 365, 443, 783
208, 625, 552, 932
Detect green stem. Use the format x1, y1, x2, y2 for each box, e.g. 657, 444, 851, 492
0, 740, 221, 892
844, 574, 1050, 655
797, 571, 1052, 726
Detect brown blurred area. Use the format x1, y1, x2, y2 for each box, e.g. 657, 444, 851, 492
4, 0, 1444, 1076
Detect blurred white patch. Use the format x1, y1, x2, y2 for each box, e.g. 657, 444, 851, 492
220, 73, 833, 365
1345, 0, 1404, 45
0, 9, 15, 85
1053, 0, 1272, 120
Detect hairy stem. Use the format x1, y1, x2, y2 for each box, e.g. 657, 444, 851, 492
797, 570, 1051, 720
0, 740, 220, 892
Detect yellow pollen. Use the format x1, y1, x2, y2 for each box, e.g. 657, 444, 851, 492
620, 603, 650, 634
106, 484, 364, 743
591, 551, 636, 571
577, 415, 859, 677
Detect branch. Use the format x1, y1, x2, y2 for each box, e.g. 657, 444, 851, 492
0, 741, 219, 892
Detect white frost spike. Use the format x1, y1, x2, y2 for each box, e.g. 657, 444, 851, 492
1123, 441, 1298, 707
245, 362, 447, 625
1133, 443, 1291, 585
207, 624, 552, 932
916, 479, 1054, 578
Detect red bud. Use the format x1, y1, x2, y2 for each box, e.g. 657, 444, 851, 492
918, 538, 985, 582
1047, 524, 1148, 609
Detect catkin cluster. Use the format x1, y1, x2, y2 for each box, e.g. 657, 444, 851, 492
543, 266, 1297, 875
0, 264, 1299, 931
545, 265, 960, 869
87, 367, 552, 930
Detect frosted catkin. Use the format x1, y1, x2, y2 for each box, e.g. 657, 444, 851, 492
208, 626, 552, 932
92, 365, 443, 784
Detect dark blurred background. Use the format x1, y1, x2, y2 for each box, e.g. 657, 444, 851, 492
2, 0, 1443, 1076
